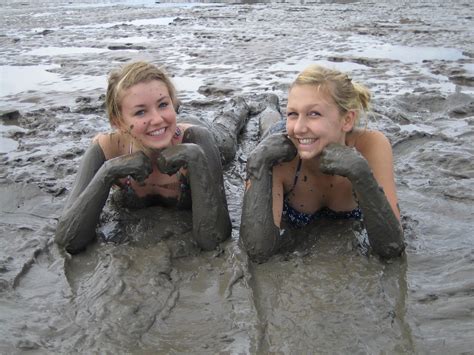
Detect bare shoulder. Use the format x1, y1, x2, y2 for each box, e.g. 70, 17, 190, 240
92, 131, 128, 159
349, 129, 392, 160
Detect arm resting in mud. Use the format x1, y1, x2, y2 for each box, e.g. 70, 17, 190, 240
320, 142, 405, 258
157, 126, 231, 250
55, 143, 151, 254
240, 134, 297, 262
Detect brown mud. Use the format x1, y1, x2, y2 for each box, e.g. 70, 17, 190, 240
1, 0, 473, 353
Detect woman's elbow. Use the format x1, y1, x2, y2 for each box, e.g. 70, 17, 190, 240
372, 235, 405, 259
54, 219, 94, 254
240, 228, 278, 263
194, 221, 231, 251
245, 245, 274, 264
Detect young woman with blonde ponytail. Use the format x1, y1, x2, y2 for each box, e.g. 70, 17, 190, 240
240, 64, 404, 262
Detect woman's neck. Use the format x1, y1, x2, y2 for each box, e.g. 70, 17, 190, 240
301, 155, 323, 176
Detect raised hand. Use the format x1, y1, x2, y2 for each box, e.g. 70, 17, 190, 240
157, 143, 203, 175
319, 143, 370, 180
105, 151, 153, 183
247, 133, 297, 180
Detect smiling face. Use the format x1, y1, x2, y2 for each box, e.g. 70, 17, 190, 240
286, 84, 354, 160
118, 80, 177, 150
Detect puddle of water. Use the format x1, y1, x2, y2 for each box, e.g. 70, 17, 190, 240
0, 65, 106, 97
418, 67, 458, 93
80, 16, 176, 29
0, 65, 200, 103
1, 65, 60, 97
0, 136, 18, 153
29, 16, 177, 34
0, 125, 22, 154
32, 12, 55, 18
269, 58, 369, 72
173, 76, 205, 92
24, 47, 109, 56
105, 36, 154, 43
346, 41, 466, 63
398, 123, 437, 134
61, 1, 212, 9
128, 17, 176, 26
462, 63, 474, 73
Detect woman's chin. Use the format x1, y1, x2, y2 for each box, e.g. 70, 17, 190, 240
298, 150, 319, 160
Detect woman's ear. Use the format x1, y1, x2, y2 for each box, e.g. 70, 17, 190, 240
342, 110, 356, 132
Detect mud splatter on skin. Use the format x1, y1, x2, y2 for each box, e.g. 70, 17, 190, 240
320, 143, 404, 258
240, 133, 297, 261
157, 126, 232, 250
55, 144, 153, 253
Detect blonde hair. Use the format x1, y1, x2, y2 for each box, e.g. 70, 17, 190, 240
106, 61, 180, 128
291, 64, 371, 125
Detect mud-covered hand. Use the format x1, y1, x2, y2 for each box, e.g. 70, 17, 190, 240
247, 133, 297, 180
157, 143, 203, 175
319, 143, 370, 180
105, 151, 152, 183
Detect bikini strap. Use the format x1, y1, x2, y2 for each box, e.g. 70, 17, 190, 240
285, 158, 302, 196
125, 140, 133, 190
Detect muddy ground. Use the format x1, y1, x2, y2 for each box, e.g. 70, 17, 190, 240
1, 0, 473, 353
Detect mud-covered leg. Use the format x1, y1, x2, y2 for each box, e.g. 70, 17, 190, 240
256, 93, 284, 139
240, 134, 297, 262
157, 126, 231, 250
212, 97, 250, 165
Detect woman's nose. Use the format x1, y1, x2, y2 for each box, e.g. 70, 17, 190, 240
293, 114, 307, 134
150, 108, 163, 124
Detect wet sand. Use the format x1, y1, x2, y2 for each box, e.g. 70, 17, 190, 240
1, 0, 473, 353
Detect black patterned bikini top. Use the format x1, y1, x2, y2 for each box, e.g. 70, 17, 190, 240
282, 158, 363, 229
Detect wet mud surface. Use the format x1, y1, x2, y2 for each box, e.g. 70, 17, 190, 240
1, 0, 473, 353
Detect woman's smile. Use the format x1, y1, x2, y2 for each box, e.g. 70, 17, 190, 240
147, 127, 166, 137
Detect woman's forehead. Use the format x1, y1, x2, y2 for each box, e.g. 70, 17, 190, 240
287, 84, 335, 106
119, 80, 169, 103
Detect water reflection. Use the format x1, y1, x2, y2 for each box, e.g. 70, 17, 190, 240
269, 58, 369, 72
24, 47, 109, 56
0, 65, 106, 97
346, 37, 467, 63
0, 124, 23, 153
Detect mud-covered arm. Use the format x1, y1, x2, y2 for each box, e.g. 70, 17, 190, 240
157, 126, 231, 250
55, 143, 151, 254
240, 134, 297, 262
320, 142, 404, 258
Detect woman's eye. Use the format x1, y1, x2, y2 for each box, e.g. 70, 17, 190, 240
134, 110, 146, 117
286, 112, 297, 119
308, 111, 321, 117
158, 101, 169, 109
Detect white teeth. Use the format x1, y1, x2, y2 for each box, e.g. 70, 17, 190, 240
148, 128, 165, 136
298, 138, 316, 145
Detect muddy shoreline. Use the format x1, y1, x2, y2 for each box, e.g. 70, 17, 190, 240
1, 0, 473, 353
